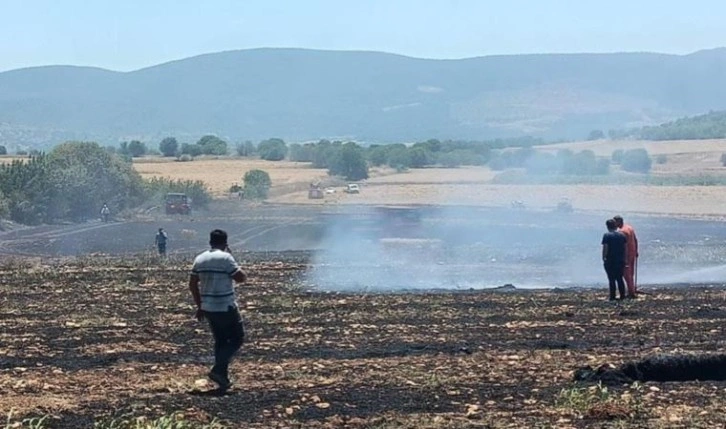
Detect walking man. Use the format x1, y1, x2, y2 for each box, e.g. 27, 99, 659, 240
100, 204, 110, 223
602, 219, 628, 301
188, 229, 247, 390
614, 215, 639, 298
155, 228, 168, 256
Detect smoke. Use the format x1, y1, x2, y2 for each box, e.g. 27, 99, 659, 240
307, 194, 726, 292
307, 202, 611, 292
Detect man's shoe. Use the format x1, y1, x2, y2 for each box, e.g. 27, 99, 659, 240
208, 371, 232, 390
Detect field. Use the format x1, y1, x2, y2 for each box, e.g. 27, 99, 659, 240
1, 253, 725, 429
2, 140, 726, 428
132, 158, 332, 197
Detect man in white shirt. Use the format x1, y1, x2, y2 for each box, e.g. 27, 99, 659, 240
189, 229, 247, 390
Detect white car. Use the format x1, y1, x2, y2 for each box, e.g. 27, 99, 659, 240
344, 184, 360, 194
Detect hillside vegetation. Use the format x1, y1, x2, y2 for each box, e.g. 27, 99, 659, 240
2, 48, 726, 147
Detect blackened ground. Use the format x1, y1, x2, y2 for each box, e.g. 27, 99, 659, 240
0, 255, 724, 428
3, 203, 726, 289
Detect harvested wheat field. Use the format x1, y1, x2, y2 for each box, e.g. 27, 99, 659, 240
271, 182, 726, 217
0, 255, 724, 428
133, 157, 330, 197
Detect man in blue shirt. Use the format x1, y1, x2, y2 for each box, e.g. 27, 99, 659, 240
601, 219, 627, 301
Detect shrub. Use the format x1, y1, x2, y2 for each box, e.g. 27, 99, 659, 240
243, 169, 272, 200
656, 154, 668, 164
0, 145, 6, 155
621, 149, 652, 173
611, 149, 624, 165
720, 153, 726, 167
177, 154, 194, 162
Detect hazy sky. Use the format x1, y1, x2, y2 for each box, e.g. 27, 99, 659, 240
2, 0, 725, 72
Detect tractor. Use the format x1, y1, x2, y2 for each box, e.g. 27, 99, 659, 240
165, 193, 192, 215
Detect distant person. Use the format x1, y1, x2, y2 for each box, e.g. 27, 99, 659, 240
614, 215, 639, 298
100, 204, 110, 223
155, 228, 168, 256
188, 229, 247, 390
602, 218, 628, 301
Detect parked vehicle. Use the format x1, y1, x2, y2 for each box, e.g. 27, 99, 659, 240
165, 193, 192, 215
344, 184, 360, 194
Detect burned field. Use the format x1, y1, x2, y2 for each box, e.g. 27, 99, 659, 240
1, 254, 725, 428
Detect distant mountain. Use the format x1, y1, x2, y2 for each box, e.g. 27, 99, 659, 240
2, 47, 726, 147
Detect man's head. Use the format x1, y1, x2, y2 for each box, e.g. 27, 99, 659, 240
209, 229, 228, 250
158, 228, 164, 233
613, 215, 624, 228
606, 218, 617, 231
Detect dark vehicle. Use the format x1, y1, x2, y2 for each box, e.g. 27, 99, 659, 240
165, 193, 192, 215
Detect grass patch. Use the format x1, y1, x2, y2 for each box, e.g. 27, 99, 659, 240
4, 411, 49, 429
95, 413, 225, 429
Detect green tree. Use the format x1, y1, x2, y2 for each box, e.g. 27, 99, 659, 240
243, 169, 272, 200
621, 149, 652, 173
366, 145, 389, 167
159, 137, 179, 157
386, 145, 412, 169
258, 138, 288, 161
127, 140, 147, 157
312, 140, 338, 168
0, 145, 6, 155
47, 142, 145, 221
197, 135, 228, 155
611, 149, 624, 165
328, 143, 369, 181
409, 147, 432, 168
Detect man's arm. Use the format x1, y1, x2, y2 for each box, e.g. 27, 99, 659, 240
188, 274, 203, 320
232, 270, 247, 283
602, 244, 608, 262
634, 231, 639, 258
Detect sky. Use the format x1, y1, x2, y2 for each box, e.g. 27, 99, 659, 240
1, 0, 725, 72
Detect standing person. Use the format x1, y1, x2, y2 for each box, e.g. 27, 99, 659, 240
100, 204, 110, 223
602, 219, 628, 301
188, 229, 247, 390
155, 228, 168, 256
614, 215, 639, 298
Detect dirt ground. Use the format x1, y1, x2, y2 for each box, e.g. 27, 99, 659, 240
0, 255, 724, 428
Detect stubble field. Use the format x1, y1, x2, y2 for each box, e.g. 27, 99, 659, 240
1, 255, 724, 428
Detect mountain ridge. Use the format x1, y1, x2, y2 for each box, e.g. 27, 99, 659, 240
1, 47, 726, 147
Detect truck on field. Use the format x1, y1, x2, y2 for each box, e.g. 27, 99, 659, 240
165, 192, 192, 215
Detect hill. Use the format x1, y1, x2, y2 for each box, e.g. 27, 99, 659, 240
619, 110, 726, 140
2, 48, 726, 147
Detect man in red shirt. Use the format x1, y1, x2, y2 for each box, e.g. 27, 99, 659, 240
614, 215, 638, 298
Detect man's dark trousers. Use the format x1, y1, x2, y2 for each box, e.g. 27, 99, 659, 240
604, 263, 626, 300
204, 306, 244, 378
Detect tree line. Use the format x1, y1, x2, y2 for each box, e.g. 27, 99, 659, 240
0, 142, 210, 225
602, 110, 726, 141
